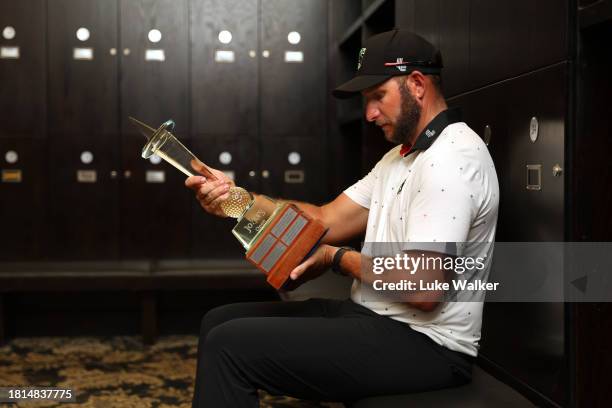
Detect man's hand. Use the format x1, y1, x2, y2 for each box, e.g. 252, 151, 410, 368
284, 245, 337, 290
185, 167, 235, 218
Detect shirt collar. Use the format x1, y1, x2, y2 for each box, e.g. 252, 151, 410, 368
400, 108, 462, 157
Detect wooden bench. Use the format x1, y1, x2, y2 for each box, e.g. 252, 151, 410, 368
0, 259, 272, 344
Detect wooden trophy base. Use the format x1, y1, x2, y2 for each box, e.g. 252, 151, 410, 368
245, 204, 327, 289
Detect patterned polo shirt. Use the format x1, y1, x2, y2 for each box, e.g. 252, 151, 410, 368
344, 109, 499, 356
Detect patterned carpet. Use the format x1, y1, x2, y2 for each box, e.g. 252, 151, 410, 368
0, 336, 343, 407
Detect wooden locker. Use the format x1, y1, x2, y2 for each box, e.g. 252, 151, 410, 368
0, 139, 46, 260
120, 0, 189, 138
190, 0, 258, 137
260, 0, 327, 139
190, 136, 260, 259
47, 0, 120, 260
259, 137, 326, 204
0, 0, 46, 139
119, 0, 191, 259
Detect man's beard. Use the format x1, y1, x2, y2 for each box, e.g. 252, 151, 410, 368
389, 83, 422, 144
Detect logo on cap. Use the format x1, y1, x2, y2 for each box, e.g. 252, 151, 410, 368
425, 129, 436, 138
357, 48, 367, 70
394, 58, 407, 72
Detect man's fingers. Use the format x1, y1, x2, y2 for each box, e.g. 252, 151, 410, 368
290, 258, 314, 280
196, 185, 213, 201
290, 266, 303, 281
202, 183, 230, 206
185, 176, 206, 190
196, 180, 227, 200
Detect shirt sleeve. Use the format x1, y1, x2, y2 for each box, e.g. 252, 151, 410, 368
404, 152, 479, 253
343, 167, 377, 209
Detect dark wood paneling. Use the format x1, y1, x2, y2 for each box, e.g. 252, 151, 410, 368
470, 0, 527, 88
118, 0, 191, 260
47, 0, 120, 260
190, 0, 258, 137
119, 135, 192, 259
0, 139, 46, 260
120, 0, 189, 137
572, 21, 612, 408
48, 0, 118, 136
413, 0, 439, 48
362, 0, 395, 38
330, 0, 361, 40
523, 0, 568, 72
395, 0, 415, 31
260, 0, 327, 138
450, 63, 568, 405
0, 0, 46, 139
470, 0, 568, 88
46, 135, 120, 260
438, 0, 469, 97
259, 137, 326, 204
502, 65, 566, 242
190, 136, 260, 258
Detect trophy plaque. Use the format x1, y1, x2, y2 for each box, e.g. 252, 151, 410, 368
130, 117, 327, 289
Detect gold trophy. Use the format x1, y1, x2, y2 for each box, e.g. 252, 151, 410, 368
130, 117, 327, 289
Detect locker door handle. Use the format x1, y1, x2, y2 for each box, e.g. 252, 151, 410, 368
124, 170, 132, 179
110, 170, 118, 179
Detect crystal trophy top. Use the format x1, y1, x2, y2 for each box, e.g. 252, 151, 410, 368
132, 117, 327, 289
132, 116, 258, 220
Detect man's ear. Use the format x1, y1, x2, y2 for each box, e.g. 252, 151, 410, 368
407, 71, 426, 100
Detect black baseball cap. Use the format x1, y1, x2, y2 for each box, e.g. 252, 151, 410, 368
332, 29, 443, 99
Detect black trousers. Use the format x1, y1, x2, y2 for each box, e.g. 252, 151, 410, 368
192, 298, 473, 407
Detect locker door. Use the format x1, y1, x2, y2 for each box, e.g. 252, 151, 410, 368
0, 0, 46, 139
120, 134, 193, 259
191, 0, 258, 137
260, 137, 326, 204
191, 137, 260, 258
119, 0, 190, 259
413, 0, 439, 48
456, 65, 567, 405
48, 0, 118, 136
260, 0, 327, 138
47, 0, 120, 260
504, 64, 566, 242
470, 0, 521, 88
120, 0, 189, 137
0, 139, 46, 260
523, 0, 567, 70
438, 0, 469, 97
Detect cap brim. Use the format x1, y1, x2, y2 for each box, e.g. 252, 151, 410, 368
332, 75, 391, 99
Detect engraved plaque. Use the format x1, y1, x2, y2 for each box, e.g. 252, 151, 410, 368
284, 169, 304, 183
73, 47, 93, 60
215, 50, 235, 63
146, 170, 165, 183
284, 51, 303, 63
145, 49, 165, 61
2, 169, 22, 183
0, 46, 19, 59
77, 170, 97, 183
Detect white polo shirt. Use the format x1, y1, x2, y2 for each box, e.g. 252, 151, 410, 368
344, 112, 499, 356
